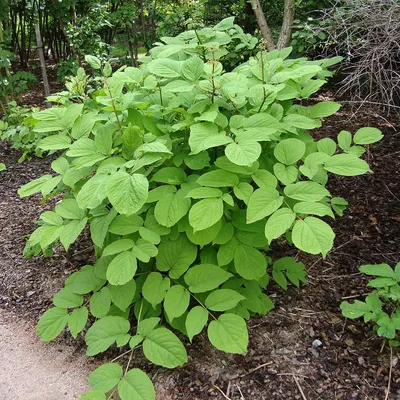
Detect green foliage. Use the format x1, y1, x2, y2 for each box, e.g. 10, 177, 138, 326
14, 19, 383, 398
57, 57, 80, 82
341, 263, 400, 345
0, 102, 41, 162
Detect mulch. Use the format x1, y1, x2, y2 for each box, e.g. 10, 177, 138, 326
0, 90, 399, 399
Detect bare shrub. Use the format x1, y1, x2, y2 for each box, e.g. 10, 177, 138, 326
316, 0, 400, 111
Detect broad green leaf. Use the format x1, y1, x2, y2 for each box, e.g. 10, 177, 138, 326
103, 239, 135, 257
37, 307, 68, 341
118, 368, 155, 400
247, 188, 283, 223
164, 80, 194, 93
40, 175, 62, 197
106, 251, 137, 285
37, 135, 71, 150
317, 138, 336, 156
274, 139, 306, 165
273, 163, 298, 185
106, 172, 148, 215
340, 300, 370, 319
147, 58, 181, 78
359, 264, 395, 278
90, 208, 118, 248
185, 306, 208, 341
265, 208, 296, 243
138, 318, 160, 337
40, 225, 62, 249
182, 56, 204, 81
66, 138, 97, 157
71, 113, 97, 139
207, 314, 248, 353
66, 266, 105, 295
109, 280, 137, 311
337, 130, 352, 151
184, 264, 232, 293
164, 285, 190, 321
284, 181, 330, 202
90, 287, 111, 318
156, 235, 197, 278
131, 239, 158, 262
189, 198, 224, 231
55, 198, 85, 220
85, 316, 130, 356
215, 156, 258, 175
109, 215, 143, 235
122, 124, 143, 159
184, 152, 210, 170
68, 307, 88, 338
154, 191, 191, 227
293, 201, 334, 217
225, 140, 261, 166
186, 187, 222, 199
272, 257, 307, 288
89, 363, 123, 393
18, 175, 53, 197
252, 169, 277, 190
80, 390, 106, 400
139, 227, 160, 244
234, 243, 267, 280
205, 289, 245, 311
85, 55, 101, 69
197, 170, 239, 187
283, 114, 320, 129
152, 167, 186, 185
353, 127, 383, 145
325, 154, 371, 176
143, 327, 187, 368
146, 186, 176, 203
310, 101, 341, 118
142, 272, 170, 308
53, 287, 83, 308
189, 122, 233, 154
77, 174, 108, 209
292, 217, 335, 256
60, 218, 88, 251
233, 182, 253, 204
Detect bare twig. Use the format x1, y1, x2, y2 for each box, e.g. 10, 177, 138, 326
240, 361, 274, 377
213, 385, 232, 400
384, 346, 393, 400
293, 375, 308, 400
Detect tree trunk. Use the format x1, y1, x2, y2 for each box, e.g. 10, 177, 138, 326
35, 24, 50, 99
277, 0, 295, 49
250, 0, 295, 51
250, 0, 276, 51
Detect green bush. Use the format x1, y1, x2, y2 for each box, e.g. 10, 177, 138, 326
16, 18, 383, 399
341, 263, 400, 346
0, 102, 41, 162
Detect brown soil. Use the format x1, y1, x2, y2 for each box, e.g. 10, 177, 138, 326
0, 94, 399, 399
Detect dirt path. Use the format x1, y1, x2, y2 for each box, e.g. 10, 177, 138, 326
0, 310, 90, 400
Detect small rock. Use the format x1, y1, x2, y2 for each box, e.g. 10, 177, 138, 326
312, 339, 323, 348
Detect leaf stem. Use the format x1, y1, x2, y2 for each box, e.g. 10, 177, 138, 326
104, 77, 124, 136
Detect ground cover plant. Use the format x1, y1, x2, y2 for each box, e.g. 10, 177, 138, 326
341, 262, 400, 345
15, 18, 384, 399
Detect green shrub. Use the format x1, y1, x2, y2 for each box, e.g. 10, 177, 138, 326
16, 18, 383, 399
341, 263, 400, 346
0, 102, 41, 162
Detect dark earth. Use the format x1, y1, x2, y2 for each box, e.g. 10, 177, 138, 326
0, 74, 399, 399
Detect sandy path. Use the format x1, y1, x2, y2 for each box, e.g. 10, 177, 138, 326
0, 310, 91, 400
